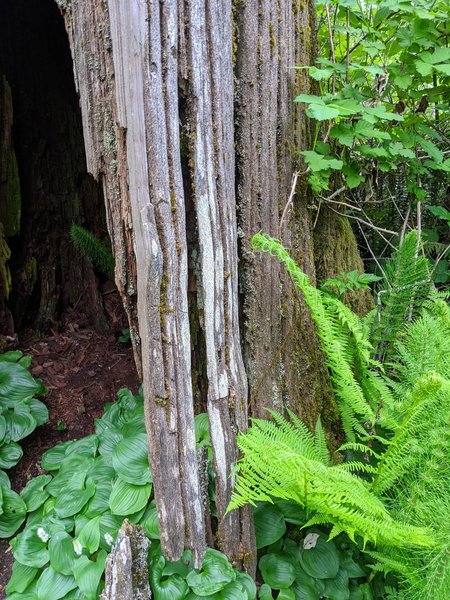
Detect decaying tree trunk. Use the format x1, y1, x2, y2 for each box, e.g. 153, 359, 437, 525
101, 520, 151, 600
55, 0, 366, 571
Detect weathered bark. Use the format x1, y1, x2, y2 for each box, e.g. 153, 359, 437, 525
235, 0, 334, 426
101, 520, 151, 600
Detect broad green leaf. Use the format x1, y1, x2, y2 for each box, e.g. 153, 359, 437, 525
77, 515, 101, 554
306, 104, 341, 121
83, 478, 113, 518
258, 584, 274, 599
0, 362, 42, 401
0, 486, 27, 537
95, 421, 122, 455
324, 568, 350, 600
0, 414, 6, 442
11, 524, 50, 568
195, 412, 210, 446
5, 561, 38, 594
21, 475, 52, 512
73, 551, 107, 600
254, 504, 286, 549
299, 535, 340, 579
290, 565, 319, 598
277, 590, 296, 600
162, 549, 194, 578
64, 435, 98, 459
236, 571, 257, 599
151, 555, 188, 600
25, 398, 49, 427
388, 142, 415, 159
4, 401, 36, 442
259, 554, 296, 590
0, 440, 23, 469
48, 530, 77, 575
415, 60, 433, 76
339, 552, 366, 578
0, 471, 8, 491
54, 473, 96, 518
327, 99, 362, 117
186, 548, 236, 595
36, 566, 77, 600
302, 151, 343, 172
342, 165, 364, 189
141, 503, 160, 539
41, 441, 72, 471
274, 500, 305, 525
112, 432, 151, 485
0, 351, 23, 362
419, 138, 444, 163
294, 94, 324, 104
109, 477, 151, 515
99, 512, 122, 550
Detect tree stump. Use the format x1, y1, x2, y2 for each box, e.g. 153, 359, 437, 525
100, 520, 151, 600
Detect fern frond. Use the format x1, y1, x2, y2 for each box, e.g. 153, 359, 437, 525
371, 371, 450, 495
252, 233, 376, 440
371, 231, 432, 362
70, 224, 115, 277
228, 413, 434, 549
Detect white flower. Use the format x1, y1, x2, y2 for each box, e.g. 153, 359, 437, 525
104, 533, 114, 546
73, 539, 83, 556
37, 527, 49, 543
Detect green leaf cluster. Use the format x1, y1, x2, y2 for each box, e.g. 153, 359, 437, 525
0, 351, 48, 538
5, 388, 253, 599
297, 0, 450, 197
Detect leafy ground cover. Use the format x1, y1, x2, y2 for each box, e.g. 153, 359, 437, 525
0, 312, 139, 598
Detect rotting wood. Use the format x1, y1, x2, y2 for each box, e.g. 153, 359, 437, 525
56, 0, 205, 565
183, 0, 255, 569
100, 520, 151, 600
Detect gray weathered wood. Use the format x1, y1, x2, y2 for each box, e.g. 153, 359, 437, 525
100, 520, 151, 600
183, 0, 254, 568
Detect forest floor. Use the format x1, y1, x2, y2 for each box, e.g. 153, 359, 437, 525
0, 291, 140, 597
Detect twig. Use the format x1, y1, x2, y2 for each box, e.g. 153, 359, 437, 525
279, 170, 300, 235
328, 205, 397, 237
357, 222, 389, 282
430, 244, 450, 277
399, 204, 411, 244
325, 4, 336, 94
313, 199, 322, 229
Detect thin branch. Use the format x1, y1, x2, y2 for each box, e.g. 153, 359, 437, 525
328, 205, 397, 237
399, 204, 411, 244
313, 199, 322, 229
430, 244, 450, 277
279, 170, 300, 235
325, 4, 336, 94
357, 222, 389, 282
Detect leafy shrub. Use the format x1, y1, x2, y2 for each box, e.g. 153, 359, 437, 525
0, 351, 48, 538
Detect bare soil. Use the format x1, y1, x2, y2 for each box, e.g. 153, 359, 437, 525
0, 294, 140, 597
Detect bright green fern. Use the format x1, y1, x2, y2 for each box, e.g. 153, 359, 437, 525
231, 232, 450, 600
70, 224, 115, 278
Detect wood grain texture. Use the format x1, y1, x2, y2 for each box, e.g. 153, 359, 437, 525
182, 0, 254, 568
235, 0, 331, 424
